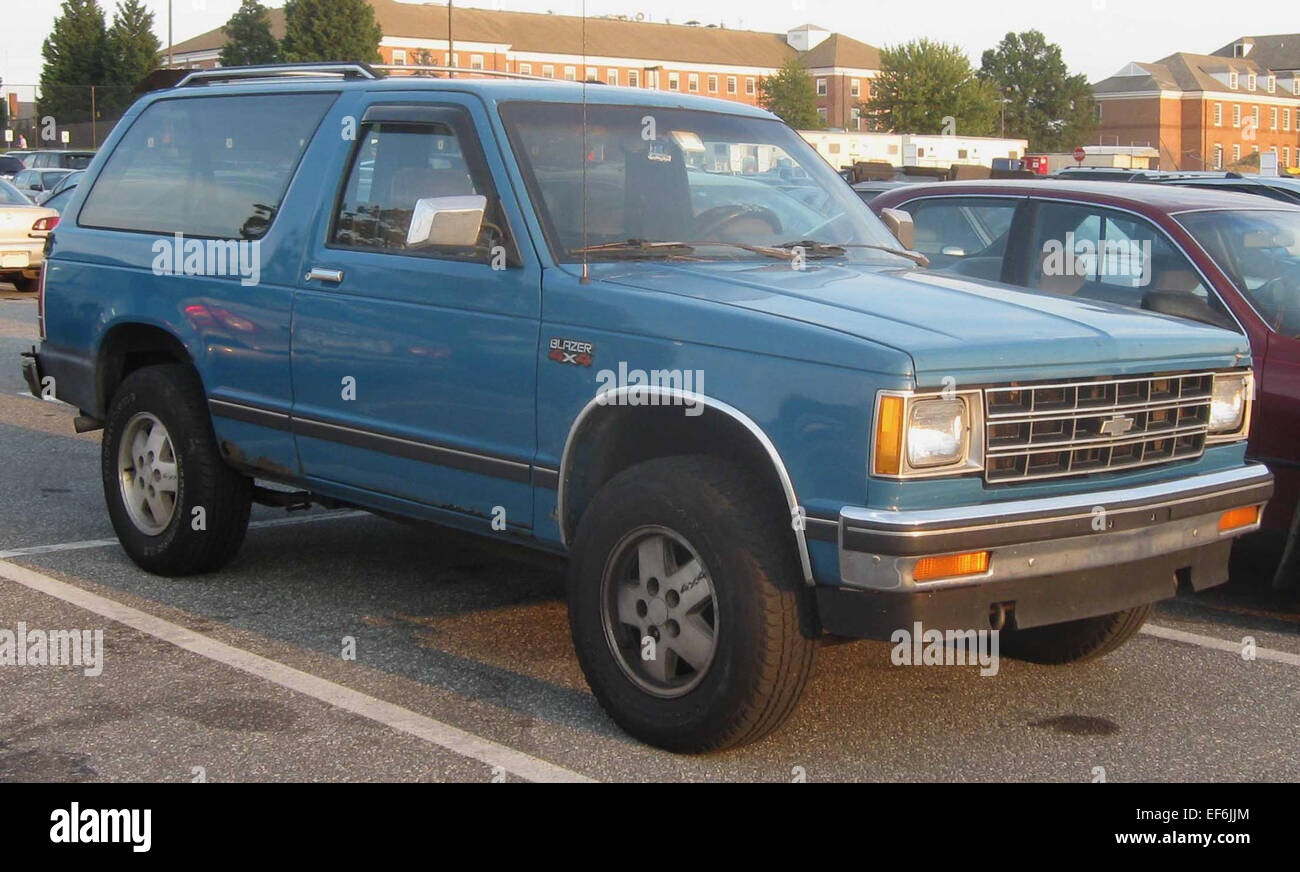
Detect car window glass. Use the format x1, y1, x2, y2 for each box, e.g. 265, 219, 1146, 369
330, 114, 508, 262
43, 188, 73, 212
1180, 209, 1300, 337
902, 197, 1017, 277
80, 92, 335, 239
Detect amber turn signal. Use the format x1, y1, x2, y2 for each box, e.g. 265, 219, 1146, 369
1218, 505, 1260, 533
913, 550, 990, 582
874, 395, 905, 475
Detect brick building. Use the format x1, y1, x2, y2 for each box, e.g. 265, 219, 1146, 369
164, 1, 880, 130
1093, 34, 1300, 172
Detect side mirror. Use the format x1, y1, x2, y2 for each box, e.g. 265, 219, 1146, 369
879, 207, 915, 251
406, 194, 487, 248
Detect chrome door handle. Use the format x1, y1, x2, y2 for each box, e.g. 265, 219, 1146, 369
305, 267, 344, 283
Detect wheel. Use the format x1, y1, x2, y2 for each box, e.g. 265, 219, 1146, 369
11, 275, 37, 293
567, 455, 816, 752
1000, 604, 1153, 664
102, 364, 252, 575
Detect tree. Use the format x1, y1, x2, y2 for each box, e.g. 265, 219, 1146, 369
220, 0, 281, 67
865, 39, 999, 136
102, 0, 160, 115
979, 30, 1097, 153
38, 0, 108, 131
757, 58, 822, 129
281, 0, 382, 64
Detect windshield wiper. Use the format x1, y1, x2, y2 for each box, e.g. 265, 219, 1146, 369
776, 239, 930, 268
568, 239, 696, 257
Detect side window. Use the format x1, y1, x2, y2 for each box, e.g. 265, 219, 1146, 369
1027, 202, 1225, 321
329, 110, 509, 263
903, 197, 1018, 278
80, 92, 336, 238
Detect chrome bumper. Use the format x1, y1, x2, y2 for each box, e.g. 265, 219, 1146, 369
839, 464, 1274, 591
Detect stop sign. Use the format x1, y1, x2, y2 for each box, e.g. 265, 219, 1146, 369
1073, 147, 1087, 162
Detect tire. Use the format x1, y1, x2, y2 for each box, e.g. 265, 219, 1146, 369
102, 363, 252, 575
1000, 603, 1153, 664
11, 275, 37, 293
567, 455, 816, 752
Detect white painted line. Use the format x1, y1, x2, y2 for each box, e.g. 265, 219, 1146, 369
0, 510, 372, 559
0, 559, 594, 783
1142, 623, 1300, 667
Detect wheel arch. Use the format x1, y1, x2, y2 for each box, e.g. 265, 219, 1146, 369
95, 320, 195, 416
558, 387, 813, 583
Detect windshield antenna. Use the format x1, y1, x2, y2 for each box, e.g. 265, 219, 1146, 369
580, 0, 590, 284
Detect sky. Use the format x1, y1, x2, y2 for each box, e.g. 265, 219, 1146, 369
0, 0, 1269, 100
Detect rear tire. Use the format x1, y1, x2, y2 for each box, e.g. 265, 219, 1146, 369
102, 364, 251, 575
567, 455, 816, 752
1000, 604, 1153, 664
11, 275, 37, 293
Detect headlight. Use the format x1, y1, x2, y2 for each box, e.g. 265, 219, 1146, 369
1208, 372, 1249, 437
907, 399, 967, 467
873, 390, 981, 477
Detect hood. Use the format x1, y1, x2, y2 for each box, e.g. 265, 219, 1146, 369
597, 260, 1250, 385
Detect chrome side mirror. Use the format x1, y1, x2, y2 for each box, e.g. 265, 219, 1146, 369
879, 207, 915, 251
406, 194, 487, 248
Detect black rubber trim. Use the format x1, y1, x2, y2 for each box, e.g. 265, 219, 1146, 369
209, 398, 291, 432
843, 475, 1273, 556
804, 515, 838, 542
533, 466, 559, 490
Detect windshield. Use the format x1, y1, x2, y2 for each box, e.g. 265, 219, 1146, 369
1179, 209, 1300, 338
499, 101, 907, 263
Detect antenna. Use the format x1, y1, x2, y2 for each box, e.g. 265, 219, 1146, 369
580, 0, 590, 284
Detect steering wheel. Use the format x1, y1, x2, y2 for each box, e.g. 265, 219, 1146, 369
694, 204, 782, 241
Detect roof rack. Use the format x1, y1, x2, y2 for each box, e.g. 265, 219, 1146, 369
175, 63, 377, 88
371, 64, 572, 82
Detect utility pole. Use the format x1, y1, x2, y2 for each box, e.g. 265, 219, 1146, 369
168, 0, 173, 67
447, 1, 453, 78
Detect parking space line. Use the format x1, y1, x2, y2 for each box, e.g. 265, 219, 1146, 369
1142, 622, 1300, 666
0, 510, 371, 559
0, 559, 595, 783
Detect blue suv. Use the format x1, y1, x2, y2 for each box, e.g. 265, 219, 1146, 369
23, 64, 1273, 752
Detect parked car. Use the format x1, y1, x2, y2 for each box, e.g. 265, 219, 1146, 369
37, 170, 84, 204
2, 150, 34, 166
851, 178, 914, 203
0, 178, 59, 291
24, 65, 1273, 751
1148, 172, 1300, 205
872, 178, 1298, 583
13, 168, 72, 201
22, 149, 95, 170
1051, 166, 1165, 181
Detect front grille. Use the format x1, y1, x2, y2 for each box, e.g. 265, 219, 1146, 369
984, 372, 1214, 483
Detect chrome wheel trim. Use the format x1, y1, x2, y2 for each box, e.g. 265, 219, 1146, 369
600, 525, 719, 698
117, 411, 179, 536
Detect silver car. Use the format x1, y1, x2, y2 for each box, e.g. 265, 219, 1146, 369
0, 178, 59, 292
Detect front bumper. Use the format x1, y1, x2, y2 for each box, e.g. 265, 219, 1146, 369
818, 464, 1273, 637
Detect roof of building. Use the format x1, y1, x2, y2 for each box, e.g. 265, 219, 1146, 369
1093, 50, 1291, 96
1210, 33, 1300, 70
168, 0, 878, 71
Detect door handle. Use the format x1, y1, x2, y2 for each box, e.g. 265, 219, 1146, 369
305, 267, 344, 283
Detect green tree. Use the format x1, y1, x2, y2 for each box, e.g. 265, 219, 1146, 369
979, 30, 1097, 152
281, 0, 382, 64
102, 0, 160, 115
220, 0, 281, 67
38, 0, 108, 132
866, 39, 998, 135
757, 57, 822, 129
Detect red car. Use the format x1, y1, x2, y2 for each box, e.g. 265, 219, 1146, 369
872, 180, 1299, 583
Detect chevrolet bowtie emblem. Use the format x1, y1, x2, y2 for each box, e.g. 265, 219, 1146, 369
1099, 414, 1136, 437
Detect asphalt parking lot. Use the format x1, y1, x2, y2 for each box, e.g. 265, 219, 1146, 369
1, 286, 1298, 782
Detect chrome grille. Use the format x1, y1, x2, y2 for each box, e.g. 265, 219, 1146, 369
984, 373, 1214, 483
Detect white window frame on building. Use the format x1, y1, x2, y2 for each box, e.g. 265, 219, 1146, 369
1232, 143, 1241, 162
727, 76, 737, 94
1230, 70, 1239, 89
1285, 109, 1292, 131
1268, 74, 1276, 93
564, 65, 577, 81
392, 49, 407, 65
607, 69, 618, 85
1214, 102, 1222, 126
745, 77, 755, 95
628, 69, 639, 87
850, 107, 861, 129
1233, 104, 1241, 126
1214, 144, 1223, 168
519, 62, 532, 75
707, 74, 718, 93
1271, 106, 1278, 129
816, 78, 827, 96
850, 79, 860, 97
1253, 106, 1261, 128
470, 54, 484, 70
1285, 146, 1291, 166
1248, 71, 1257, 90
688, 73, 699, 93
542, 64, 554, 78
668, 72, 680, 91
817, 107, 828, 123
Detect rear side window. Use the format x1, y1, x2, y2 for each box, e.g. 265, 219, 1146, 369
80, 92, 335, 239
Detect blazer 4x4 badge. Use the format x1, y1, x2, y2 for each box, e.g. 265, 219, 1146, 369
548, 338, 594, 367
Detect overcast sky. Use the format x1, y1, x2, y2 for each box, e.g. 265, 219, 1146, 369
0, 0, 1258, 98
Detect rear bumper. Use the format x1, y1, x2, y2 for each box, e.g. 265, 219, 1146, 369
0, 239, 43, 276
819, 464, 1273, 637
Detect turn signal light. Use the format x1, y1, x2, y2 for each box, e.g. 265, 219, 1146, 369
874, 395, 905, 475
914, 550, 990, 582
1218, 506, 1260, 533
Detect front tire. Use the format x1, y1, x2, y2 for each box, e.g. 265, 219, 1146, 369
102, 364, 251, 575
1000, 604, 1152, 664
567, 455, 816, 752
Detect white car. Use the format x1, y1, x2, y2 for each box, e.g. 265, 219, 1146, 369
0, 178, 59, 292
